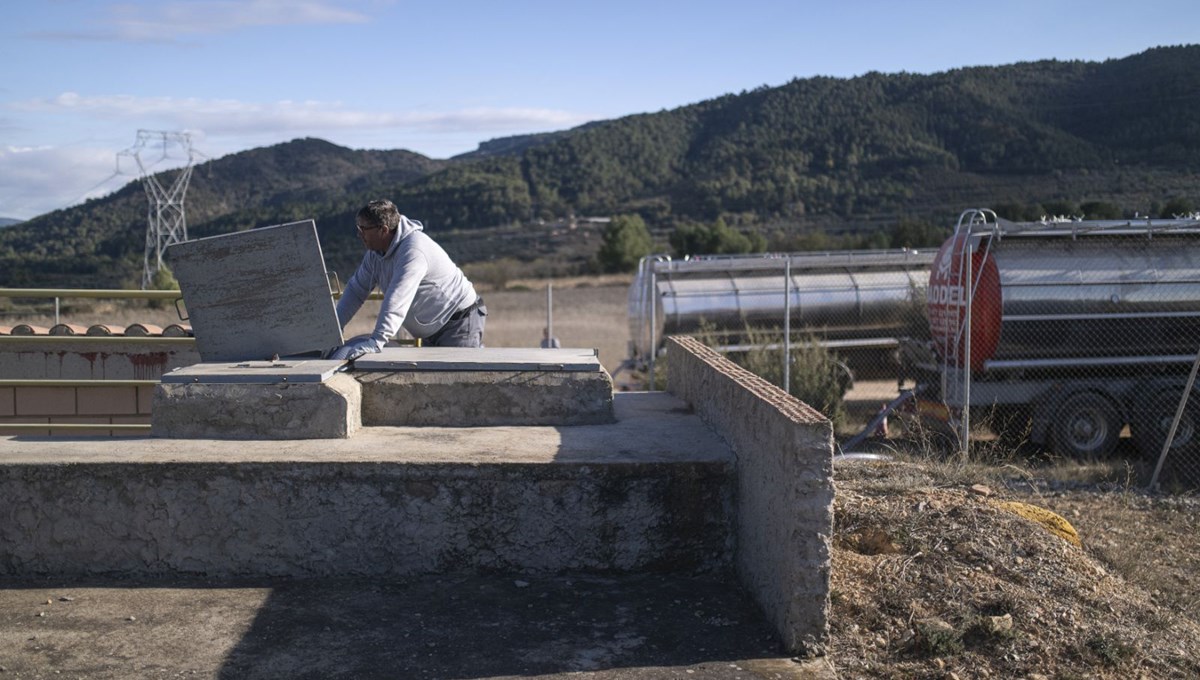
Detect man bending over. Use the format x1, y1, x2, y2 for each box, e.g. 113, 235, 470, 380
329, 199, 485, 359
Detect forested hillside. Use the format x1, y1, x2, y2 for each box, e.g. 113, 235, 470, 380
3, 45, 1199, 288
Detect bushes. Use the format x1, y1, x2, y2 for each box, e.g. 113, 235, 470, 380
697, 323, 853, 427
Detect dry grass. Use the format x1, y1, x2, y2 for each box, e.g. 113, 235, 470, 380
832, 458, 1200, 679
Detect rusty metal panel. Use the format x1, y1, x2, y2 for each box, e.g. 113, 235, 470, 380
169, 220, 343, 362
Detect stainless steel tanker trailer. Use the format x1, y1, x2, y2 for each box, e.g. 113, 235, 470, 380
627, 249, 935, 381
901, 208, 1200, 459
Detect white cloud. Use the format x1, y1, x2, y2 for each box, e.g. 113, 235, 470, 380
0, 93, 596, 219
0, 145, 136, 220
11, 92, 594, 137
29, 0, 370, 43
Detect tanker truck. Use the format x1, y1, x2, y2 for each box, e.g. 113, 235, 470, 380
901, 208, 1200, 459
627, 249, 935, 382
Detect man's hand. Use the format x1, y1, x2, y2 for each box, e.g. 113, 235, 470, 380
327, 335, 383, 361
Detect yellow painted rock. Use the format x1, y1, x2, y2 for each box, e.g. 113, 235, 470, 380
996, 501, 1082, 548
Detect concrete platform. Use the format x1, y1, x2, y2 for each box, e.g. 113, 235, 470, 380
150, 348, 615, 438
153, 369, 361, 439
356, 347, 614, 427
0, 393, 731, 578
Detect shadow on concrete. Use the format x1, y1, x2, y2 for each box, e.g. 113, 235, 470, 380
216, 573, 782, 679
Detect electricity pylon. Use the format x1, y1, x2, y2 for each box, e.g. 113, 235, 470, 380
118, 130, 206, 289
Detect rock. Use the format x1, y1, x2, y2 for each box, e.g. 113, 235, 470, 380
126, 616, 136, 622
969, 484, 992, 496
853, 527, 902, 555
980, 613, 1013, 635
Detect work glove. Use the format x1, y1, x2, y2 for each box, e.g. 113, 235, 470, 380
327, 335, 383, 361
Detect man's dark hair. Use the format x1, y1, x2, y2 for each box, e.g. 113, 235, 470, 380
358, 199, 402, 230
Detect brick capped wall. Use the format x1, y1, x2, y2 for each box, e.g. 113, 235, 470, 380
0, 384, 153, 436
665, 335, 834, 657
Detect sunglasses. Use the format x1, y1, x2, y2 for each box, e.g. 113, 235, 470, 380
356, 223, 383, 234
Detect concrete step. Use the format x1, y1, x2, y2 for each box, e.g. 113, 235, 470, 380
0, 392, 733, 578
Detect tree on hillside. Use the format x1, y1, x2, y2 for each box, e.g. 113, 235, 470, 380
888, 219, 945, 249
596, 214, 654, 272
669, 217, 766, 257
1080, 201, 1123, 219
1161, 197, 1195, 217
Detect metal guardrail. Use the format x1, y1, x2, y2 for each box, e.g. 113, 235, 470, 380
0, 287, 384, 327
0, 288, 182, 299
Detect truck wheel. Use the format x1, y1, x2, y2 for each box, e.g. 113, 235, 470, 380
1052, 392, 1120, 459
1132, 391, 1200, 460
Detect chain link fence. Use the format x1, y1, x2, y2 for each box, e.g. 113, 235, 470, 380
905, 209, 1200, 490
627, 250, 934, 433
629, 210, 1200, 491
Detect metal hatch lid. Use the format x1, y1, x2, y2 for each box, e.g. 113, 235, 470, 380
161, 359, 346, 384
354, 347, 602, 372
168, 220, 343, 363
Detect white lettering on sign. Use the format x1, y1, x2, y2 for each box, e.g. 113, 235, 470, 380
928, 284, 966, 306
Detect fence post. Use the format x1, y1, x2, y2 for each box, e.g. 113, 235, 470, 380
1150, 347, 1200, 488
648, 268, 657, 390
546, 282, 553, 346
960, 240, 971, 459
783, 260, 791, 395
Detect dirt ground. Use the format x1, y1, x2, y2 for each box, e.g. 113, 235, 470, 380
830, 458, 1200, 679
0, 574, 826, 679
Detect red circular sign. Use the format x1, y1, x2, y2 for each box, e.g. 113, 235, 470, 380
927, 233, 1002, 370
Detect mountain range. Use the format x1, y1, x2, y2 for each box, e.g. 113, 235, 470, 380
2, 44, 1198, 288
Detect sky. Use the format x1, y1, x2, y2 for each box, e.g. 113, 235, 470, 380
1, 0, 1197, 221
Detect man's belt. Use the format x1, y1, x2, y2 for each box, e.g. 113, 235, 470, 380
448, 297, 483, 322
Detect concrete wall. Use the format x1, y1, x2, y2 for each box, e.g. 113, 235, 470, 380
665, 335, 834, 656
1, 390, 735, 578
0, 458, 731, 578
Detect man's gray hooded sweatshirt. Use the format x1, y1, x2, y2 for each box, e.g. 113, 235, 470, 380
336, 215, 478, 349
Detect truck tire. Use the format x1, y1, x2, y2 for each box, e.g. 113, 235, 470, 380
1132, 390, 1200, 460
1052, 392, 1121, 459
